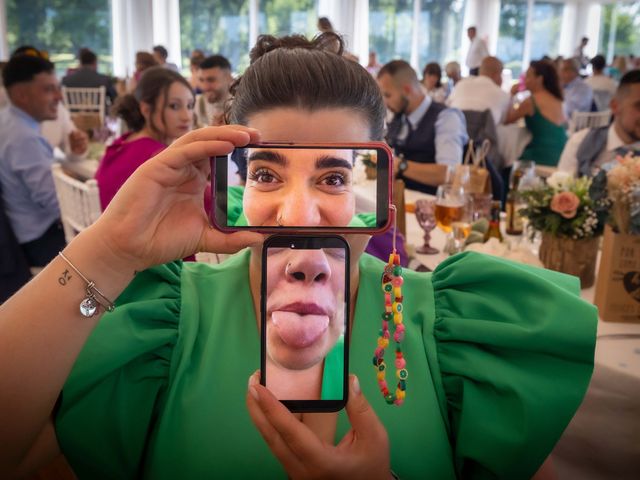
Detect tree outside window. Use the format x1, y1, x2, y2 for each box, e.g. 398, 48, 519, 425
417, 0, 466, 74
369, 0, 414, 66
599, 2, 640, 60
497, 0, 528, 79
258, 0, 318, 38
179, 0, 250, 75
6, 0, 112, 76
530, 1, 563, 61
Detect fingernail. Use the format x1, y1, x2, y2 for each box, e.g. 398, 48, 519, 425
351, 375, 361, 396
248, 372, 260, 401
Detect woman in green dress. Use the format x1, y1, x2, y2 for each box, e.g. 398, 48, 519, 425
507, 60, 568, 166
1, 33, 596, 479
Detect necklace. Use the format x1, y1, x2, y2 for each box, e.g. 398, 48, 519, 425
373, 250, 407, 405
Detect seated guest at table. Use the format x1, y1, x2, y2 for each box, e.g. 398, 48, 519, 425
127, 51, 158, 93
194, 55, 233, 128
95, 67, 194, 210
586, 55, 618, 112
152, 45, 179, 72
559, 58, 594, 120
558, 70, 640, 177
506, 60, 567, 166
0, 54, 66, 266
188, 49, 205, 94
62, 48, 117, 106
447, 56, 511, 126
421, 62, 447, 103
444, 61, 462, 90
377, 60, 468, 194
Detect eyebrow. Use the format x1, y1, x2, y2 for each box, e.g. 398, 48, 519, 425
315, 155, 353, 170
247, 151, 353, 170
248, 150, 288, 166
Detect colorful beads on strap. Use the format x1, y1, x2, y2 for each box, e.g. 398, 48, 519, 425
373, 251, 407, 406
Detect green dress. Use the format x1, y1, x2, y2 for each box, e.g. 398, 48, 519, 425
519, 98, 568, 166
55, 251, 597, 479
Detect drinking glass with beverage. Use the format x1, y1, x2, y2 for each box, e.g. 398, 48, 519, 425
435, 185, 466, 233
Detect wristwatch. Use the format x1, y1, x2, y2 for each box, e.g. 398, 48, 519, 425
397, 156, 408, 178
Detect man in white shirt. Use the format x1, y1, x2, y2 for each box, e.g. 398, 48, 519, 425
585, 54, 617, 111
558, 69, 640, 176
447, 56, 510, 126
465, 26, 489, 76
194, 55, 233, 128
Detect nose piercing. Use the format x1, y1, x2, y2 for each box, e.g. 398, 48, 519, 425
285, 262, 292, 276
276, 215, 284, 227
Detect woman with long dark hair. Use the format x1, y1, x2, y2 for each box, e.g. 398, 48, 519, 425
506, 60, 568, 166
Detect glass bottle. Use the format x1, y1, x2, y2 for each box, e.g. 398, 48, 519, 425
506, 170, 524, 235
484, 200, 503, 242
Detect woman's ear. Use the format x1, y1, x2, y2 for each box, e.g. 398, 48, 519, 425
139, 101, 152, 121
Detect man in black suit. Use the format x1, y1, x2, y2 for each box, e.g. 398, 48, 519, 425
62, 48, 116, 105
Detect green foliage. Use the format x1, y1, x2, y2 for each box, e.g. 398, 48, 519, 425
599, 2, 640, 57
7, 0, 112, 75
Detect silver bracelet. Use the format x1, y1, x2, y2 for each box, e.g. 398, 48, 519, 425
58, 251, 115, 317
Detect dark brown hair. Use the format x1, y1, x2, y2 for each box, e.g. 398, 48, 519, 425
529, 60, 563, 101
422, 62, 442, 88
226, 32, 385, 140
135, 51, 157, 71
112, 66, 193, 135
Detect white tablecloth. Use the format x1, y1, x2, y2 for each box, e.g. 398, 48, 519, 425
401, 188, 640, 479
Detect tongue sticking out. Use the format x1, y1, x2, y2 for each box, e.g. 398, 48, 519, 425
271, 311, 329, 348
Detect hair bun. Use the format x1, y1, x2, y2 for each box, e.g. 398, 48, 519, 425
111, 93, 145, 132
250, 32, 344, 63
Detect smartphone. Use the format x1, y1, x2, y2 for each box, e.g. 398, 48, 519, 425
211, 142, 392, 233
260, 235, 350, 412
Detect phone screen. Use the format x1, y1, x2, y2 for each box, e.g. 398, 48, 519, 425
261, 235, 350, 412
212, 143, 391, 232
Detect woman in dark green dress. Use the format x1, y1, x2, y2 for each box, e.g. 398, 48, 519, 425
0, 34, 596, 479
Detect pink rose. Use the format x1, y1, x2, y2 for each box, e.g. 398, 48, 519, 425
550, 191, 580, 219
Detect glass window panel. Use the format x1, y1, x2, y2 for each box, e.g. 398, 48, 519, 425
530, 1, 563, 61
179, 0, 250, 74
369, 0, 414, 66
6, 0, 112, 76
599, 2, 640, 60
417, 0, 467, 73
497, 0, 528, 78
257, 0, 318, 38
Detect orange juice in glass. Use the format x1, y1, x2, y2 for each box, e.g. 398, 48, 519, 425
435, 185, 466, 233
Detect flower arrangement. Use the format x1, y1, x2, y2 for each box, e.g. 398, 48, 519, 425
357, 150, 377, 169
605, 151, 640, 235
519, 171, 610, 239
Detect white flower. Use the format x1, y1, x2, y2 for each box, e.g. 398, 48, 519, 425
547, 171, 573, 190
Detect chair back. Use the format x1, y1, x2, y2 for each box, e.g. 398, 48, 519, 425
570, 110, 611, 133
61, 86, 106, 130
592, 90, 613, 112
51, 164, 102, 243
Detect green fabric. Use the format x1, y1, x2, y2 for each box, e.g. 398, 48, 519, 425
320, 335, 345, 400
227, 185, 376, 228
520, 99, 568, 166
55, 251, 597, 479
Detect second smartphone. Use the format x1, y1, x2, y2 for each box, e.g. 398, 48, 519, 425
260, 235, 350, 412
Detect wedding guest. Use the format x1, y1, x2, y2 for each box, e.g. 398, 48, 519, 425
378, 60, 467, 194
127, 51, 158, 92
609, 55, 627, 82
506, 60, 567, 166
465, 26, 489, 76
445, 61, 462, 87
152, 45, 179, 72
559, 58, 594, 120
42, 103, 89, 161
62, 48, 117, 105
0, 54, 66, 266
95, 67, 194, 209
447, 56, 510, 126
366, 51, 382, 77
585, 54, 618, 111
188, 49, 205, 94
573, 36, 590, 69
558, 69, 640, 177
421, 62, 447, 103
194, 55, 233, 127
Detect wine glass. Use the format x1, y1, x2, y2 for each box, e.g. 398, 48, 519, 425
414, 199, 439, 254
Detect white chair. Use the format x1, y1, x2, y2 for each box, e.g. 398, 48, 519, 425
51, 163, 102, 244
61, 86, 106, 128
569, 110, 611, 134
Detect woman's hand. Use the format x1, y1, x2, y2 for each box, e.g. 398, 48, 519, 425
88, 126, 264, 272
247, 373, 391, 480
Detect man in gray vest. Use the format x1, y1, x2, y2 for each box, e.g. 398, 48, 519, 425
558, 70, 640, 177
377, 60, 467, 194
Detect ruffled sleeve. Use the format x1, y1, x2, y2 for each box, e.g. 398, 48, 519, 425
431, 252, 597, 479
55, 262, 182, 480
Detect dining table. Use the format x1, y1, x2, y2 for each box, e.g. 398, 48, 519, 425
400, 187, 640, 480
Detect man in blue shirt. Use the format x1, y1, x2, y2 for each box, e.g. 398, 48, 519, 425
377, 60, 468, 194
559, 58, 594, 121
0, 54, 66, 266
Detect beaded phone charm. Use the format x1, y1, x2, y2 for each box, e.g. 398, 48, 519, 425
373, 205, 407, 406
